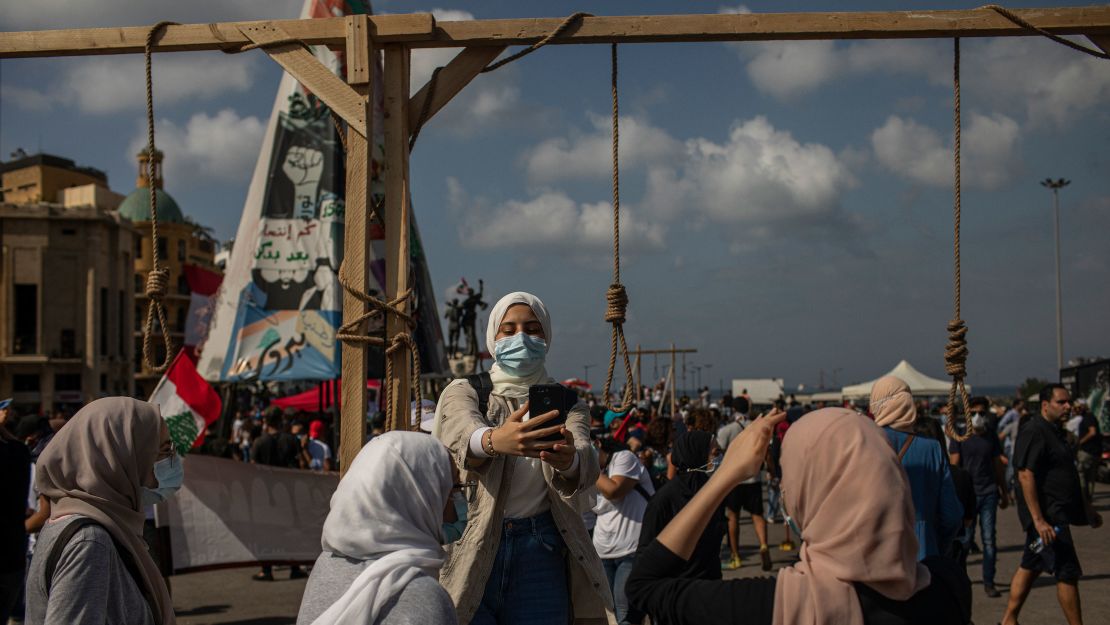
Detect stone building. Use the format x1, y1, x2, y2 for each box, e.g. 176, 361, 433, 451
0, 153, 137, 414
120, 149, 218, 397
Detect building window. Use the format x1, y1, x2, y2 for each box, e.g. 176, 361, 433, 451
119, 291, 127, 357
13, 284, 38, 354
135, 306, 144, 332
136, 238, 143, 259
100, 374, 108, 392
135, 274, 145, 295
178, 275, 189, 295
176, 306, 187, 333
59, 329, 77, 357
13, 374, 40, 392
198, 240, 214, 254
61, 228, 77, 236
157, 237, 168, 259
54, 373, 81, 391
178, 239, 186, 261
134, 338, 143, 373
100, 287, 109, 358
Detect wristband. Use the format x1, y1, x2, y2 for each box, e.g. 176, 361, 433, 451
484, 428, 500, 457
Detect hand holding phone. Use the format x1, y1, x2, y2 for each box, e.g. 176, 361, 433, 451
489, 400, 566, 458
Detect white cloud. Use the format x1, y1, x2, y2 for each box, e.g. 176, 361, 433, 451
0, 0, 302, 30
871, 112, 1020, 190
9, 54, 256, 115
128, 109, 266, 186
723, 25, 1110, 127
447, 177, 664, 252
523, 114, 683, 184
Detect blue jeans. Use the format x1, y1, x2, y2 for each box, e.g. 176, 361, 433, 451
766, 481, 782, 520
962, 491, 998, 585
602, 554, 636, 624
471, 511, 569, 625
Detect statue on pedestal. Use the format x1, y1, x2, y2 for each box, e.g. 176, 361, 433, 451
444, 298, 462, 356
460, 279, 487, 358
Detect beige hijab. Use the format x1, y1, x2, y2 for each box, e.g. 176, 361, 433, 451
773, 408, 929, 625
485, 291, 553, 398
869, 375, 917, 432
36, 397, 174, 625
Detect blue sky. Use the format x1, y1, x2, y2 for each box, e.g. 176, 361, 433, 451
2, 1, 1108, 392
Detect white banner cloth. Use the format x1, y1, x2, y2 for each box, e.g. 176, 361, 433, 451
162, 455, 338, 572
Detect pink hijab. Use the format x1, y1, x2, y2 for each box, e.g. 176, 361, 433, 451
773, 408, 929, 625
869, 375, 916, 432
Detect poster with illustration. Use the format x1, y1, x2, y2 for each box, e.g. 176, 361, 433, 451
197, 0, 446, 382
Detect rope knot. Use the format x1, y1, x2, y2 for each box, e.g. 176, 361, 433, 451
605, 284, 628, 324
944, 318, 969, 378
145, 267, 169, 301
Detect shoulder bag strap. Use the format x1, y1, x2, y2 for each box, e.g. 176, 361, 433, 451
897, 434, 916, 463
465, 372, 494, 421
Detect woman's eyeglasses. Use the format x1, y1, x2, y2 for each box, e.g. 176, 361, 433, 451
453, 480, 478, 503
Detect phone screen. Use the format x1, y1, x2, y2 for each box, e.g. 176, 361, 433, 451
528, 383, 572, 443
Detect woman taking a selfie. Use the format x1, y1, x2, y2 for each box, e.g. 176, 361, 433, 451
435, 292, 614, 625
626, 407, 971, 625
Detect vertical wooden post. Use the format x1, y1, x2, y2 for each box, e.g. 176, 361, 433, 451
339, 14, 372, 475
670, 342, 677, 418
383, 43, 412, 431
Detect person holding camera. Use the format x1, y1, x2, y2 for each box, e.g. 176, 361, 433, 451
434, 292, 614, 625
626, 408, 972, 625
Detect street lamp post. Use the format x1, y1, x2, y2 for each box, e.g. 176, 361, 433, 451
1040, 178, 1069, 371
583, 364, 596, 386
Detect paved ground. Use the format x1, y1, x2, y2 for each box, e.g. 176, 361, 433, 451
172, 483, 1110, 624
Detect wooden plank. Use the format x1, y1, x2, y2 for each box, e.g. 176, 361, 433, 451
0, 14, 433, 59
241, 22, 367, 138
1089, 34, 1110, 55
346, 15, 371, 85
5, 8, 1110, 58
338, 24, 373, 476
383, 43, 412, 431
407, 45, 506, 136
417, 7, 1110, 47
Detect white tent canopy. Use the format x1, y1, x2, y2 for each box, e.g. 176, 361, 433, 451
841, 360, 965, 400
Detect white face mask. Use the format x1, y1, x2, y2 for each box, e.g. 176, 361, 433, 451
141, 454, 184, 507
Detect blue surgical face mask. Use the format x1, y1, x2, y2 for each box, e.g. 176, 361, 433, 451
142, 454, 184, 507
494, 332, 547, 377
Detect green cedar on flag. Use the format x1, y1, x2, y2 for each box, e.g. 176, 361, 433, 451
149, 350, 223, 455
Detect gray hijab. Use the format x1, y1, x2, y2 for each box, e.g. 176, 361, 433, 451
36, 397, 174, 625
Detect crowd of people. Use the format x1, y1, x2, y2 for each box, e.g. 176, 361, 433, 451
0, 288, 1104, 625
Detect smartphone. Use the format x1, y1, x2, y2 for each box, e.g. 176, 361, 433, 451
528, 383, 576, 443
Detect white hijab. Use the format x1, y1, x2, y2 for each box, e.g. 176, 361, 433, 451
310, 432, 453, 625
485, 291, 553, 398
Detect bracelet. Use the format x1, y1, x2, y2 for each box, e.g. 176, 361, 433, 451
484, 428, 499, 457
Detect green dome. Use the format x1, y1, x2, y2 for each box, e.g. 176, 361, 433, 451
118, 187, 185, 224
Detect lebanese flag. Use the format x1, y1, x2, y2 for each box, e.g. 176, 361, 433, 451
149, 350, 223, 454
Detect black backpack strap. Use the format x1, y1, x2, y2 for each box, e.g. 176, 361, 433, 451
634, 483, 654, 502
44, 517, 156, 615
466, 372, 494, 421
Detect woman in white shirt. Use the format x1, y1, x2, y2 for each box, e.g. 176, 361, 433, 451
434, 292, 614, 625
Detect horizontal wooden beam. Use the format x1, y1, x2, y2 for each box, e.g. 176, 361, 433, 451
408, 46, 506, 137
2, 7, 1109, 59
0, 14, 433, 58
628, 348, 698, 355
420, 7, 1110, 47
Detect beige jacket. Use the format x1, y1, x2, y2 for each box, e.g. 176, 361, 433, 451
434, 379, 616, 625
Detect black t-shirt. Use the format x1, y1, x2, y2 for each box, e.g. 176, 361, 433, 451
277, 432, 302, 468
1078, 413, 1101, 457
1012, 416, 1087, 529
637, 476, 724, 587
251, 432, 281, 466
627, 540, 970, 625
1, 438, 31, 573
948, 465, 977, 523
948, 433, 1001, 498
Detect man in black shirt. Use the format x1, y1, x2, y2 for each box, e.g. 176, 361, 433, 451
1074, 403, 1101, 506
948, 396, 1008, 598
0, 401, 31, 623
249, 412, 308, 581
1001, 384, 1103, 625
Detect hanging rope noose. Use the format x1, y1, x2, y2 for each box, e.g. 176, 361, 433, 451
141, 21, 180, 374
601, 44, 636, 414
945, 38, 974, 443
